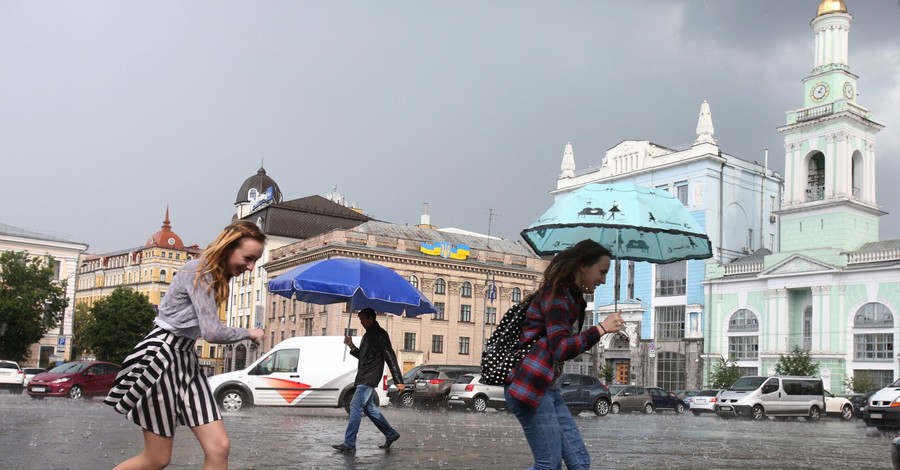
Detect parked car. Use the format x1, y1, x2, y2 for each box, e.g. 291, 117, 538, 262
647, 387, 686, 413
447, 373, 506, 412
864, 378, 900, 430
559, 373, 611, 416
823, 390, 854, 420
607, 384, 626, 396
412, 368, 478, 406
27, 361, 121, 399
22, 368, 47, 388
677, 390, 699, 408
844, 391, 876, 419
208, 336, 388, 413
689, 389, 722, 416
611, 385, 654, 414
389, 364, 479, 407
0, 360, 25, 391
715, 376, 824, 421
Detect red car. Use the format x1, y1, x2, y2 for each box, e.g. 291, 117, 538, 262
27, 361, 121, 399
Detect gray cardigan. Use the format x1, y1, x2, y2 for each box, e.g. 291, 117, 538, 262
154, 259, 251, 343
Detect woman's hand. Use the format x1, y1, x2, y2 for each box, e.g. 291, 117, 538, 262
598, 311, 625, 335
249, 328, 264, 345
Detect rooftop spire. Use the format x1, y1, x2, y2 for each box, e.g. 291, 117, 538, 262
560, 142, 576, 178
694, 100, 716, 145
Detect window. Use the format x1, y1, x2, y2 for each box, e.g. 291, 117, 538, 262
461, 281, 472, 298
434, 278, 446, 295
739, 366, 758, 377
614, 259, 621, 303
656, 305, 685, 340
676, 182, 688, 205
854, 334, 893, 361
729, 336, 759, 360
460, 305, 472, 322
459, 336, 470, 355
627, 261, 635, 300
280, 331, 285, 342
433, 302, 445, 320
655, 261, 686, 296
408, 275, 419, 289
511, 287, 522, 303
257, 348, 299, 374
159, 269, 167, 281
196, 345, 203, 356
803, 307, 812, 350
485, 307, 497, 325
303, 318, 313, 336
404, 332, 416, 351
209, 346, 216, 358
290, 329, 295, 338
728, 309, 759, 332
854, 370, 894, 389
855, 303, 894, 327
344, 328, 358, 337
432, 335, 444, 353
657, 352, 685, 392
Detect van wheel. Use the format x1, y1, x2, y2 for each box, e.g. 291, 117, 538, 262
808, 406, 821, 421
643, 403, 654, 414
751, 405, 766, 420
593, 398, 610, 416
219, 389, 246, 412
611, 402, 621, 414
840, 404, 853, 421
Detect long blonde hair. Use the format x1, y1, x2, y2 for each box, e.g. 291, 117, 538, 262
195, 220, 266, 304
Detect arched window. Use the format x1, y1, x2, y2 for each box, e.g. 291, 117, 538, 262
511, 287, 522, 303
803, 307, 812, 350
853, 302, 894, 362
408, 275, 418, 289
855, 303, 894, 327
434, 278, 446, 295
728, 309, 759, 332
159, 269, 167, 282
248, 188, 258, 201
806, 153, 826, 202
461, 281, 472, 298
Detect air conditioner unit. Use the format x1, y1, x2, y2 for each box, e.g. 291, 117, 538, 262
769, 214, 777, 223
741, 245, 751, 254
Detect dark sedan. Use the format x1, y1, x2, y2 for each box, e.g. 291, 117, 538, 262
647, 386, 686, 414
560, 373, 611, 416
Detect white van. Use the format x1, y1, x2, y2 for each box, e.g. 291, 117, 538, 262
714, 376, 825, 421
864, 378, 900, 431
208, 336, 389, 413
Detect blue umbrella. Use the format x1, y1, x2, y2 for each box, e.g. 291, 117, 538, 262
268, 258, 436, 317
521, 183, 712, 262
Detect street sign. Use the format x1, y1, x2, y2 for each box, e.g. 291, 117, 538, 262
649, 349, 656, 358
57, 337, 66, 347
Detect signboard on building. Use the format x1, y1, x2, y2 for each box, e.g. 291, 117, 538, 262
250, 186, 276, 213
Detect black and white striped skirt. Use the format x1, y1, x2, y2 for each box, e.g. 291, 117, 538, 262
104, 327, 221, 437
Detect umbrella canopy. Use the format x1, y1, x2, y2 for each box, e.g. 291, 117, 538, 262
268, 258, 436, 317
521, 183, 713, 262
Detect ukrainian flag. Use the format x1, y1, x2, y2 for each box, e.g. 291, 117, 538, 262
449, 244, 470, 260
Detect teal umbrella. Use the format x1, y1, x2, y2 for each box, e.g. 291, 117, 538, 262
521, 183, 712, 262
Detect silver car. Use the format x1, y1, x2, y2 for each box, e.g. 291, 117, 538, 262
447, 373, 506, 412
689, 389, 722, 416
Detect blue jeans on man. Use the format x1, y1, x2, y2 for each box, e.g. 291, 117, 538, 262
505, 386, 590, 470
342, 384, 399, 449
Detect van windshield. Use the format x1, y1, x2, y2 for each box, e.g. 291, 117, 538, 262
728, 376, 767, 391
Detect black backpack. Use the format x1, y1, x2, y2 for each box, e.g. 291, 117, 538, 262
480, 295, 541, 386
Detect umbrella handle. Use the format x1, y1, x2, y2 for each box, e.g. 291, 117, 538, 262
343, 310, 353, 362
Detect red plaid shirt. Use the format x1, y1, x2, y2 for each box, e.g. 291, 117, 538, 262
506, 282, 602, 408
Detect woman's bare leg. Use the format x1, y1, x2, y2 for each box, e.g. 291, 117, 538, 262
114, 429, 174, 470
191, 420, 231, 470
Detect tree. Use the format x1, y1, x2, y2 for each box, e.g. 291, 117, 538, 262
844, 371, 879, 394
0, 251, 68, 362
598, 363, 615, 384
78, 287, 157, 364
71, 302, 92, 360
708, 358, 743, 389
774, 346, 820, 376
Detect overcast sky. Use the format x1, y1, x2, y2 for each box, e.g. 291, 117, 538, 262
2, 1, 899, 254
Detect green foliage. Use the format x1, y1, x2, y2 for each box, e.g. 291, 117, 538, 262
78, 287, 156, 364
844, 371, 879, 393
598, 363, 614, 384
0, 251, 68, 362
709, 358, 743, 389
774, 346, 820, 377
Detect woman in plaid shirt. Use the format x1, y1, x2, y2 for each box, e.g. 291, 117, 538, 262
505, 239, 624, 469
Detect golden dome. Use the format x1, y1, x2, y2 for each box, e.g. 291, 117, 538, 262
817, 0, 847, 17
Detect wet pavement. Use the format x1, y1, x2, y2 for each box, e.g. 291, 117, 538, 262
0, 392, 894, 469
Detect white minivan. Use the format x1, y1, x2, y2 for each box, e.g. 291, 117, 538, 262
208, 336, 389, 413
715, 375, 825, 421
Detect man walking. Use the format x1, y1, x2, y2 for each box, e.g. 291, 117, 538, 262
332, 308, 405, 453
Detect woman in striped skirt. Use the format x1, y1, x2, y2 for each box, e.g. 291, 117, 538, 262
105, 221, 266, 469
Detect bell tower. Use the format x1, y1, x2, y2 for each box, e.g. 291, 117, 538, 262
776, 0, 885, 253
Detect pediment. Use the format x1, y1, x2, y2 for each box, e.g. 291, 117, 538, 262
760, 254, 836, 276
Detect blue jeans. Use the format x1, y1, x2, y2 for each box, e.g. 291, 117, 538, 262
505, 387, 590, 470
343, 385, 398, 449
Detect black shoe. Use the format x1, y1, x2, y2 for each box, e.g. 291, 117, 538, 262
378, 434, 400, 449
332, 443, 355, 453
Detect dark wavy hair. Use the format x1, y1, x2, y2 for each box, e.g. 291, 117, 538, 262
536, 239, 612, 294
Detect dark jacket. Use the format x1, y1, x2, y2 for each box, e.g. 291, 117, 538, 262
351, 321, 403, 388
